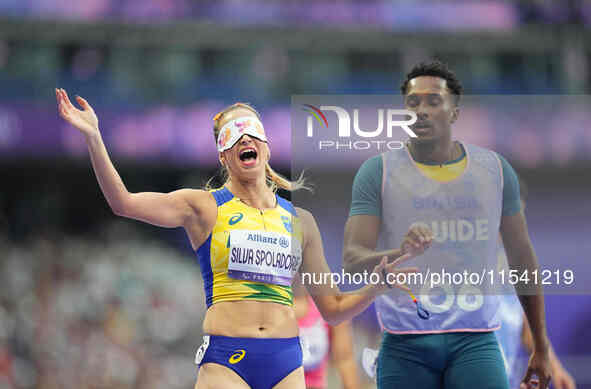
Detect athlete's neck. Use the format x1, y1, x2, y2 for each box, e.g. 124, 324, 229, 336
226, 178, 276, 210
408, 138, 460, 165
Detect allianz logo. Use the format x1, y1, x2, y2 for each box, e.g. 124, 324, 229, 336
246, 232, 289, 248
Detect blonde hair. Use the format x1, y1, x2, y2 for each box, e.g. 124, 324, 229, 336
208, 103, 309, 192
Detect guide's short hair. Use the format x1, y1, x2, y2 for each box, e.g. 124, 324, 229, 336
401, 60, 463, 105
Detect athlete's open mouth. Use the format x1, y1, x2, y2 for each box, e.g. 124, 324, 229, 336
239, 148, 258, 162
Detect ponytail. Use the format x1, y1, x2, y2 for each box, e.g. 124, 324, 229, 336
265, 163, 310, 192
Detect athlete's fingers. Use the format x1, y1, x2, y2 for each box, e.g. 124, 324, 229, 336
76, 95, 93, 112
521, 368, 534, 388
372, 256, 387, 274
404, 234, 422, 249
57, 89, 66, 110
62, 89, 78, 112
418, 225, 433, 242
520, 378, 540, 389
391, 267, 420, 274
529, 378, 540, 388
415, 227, 432, 249
539, 374, 551, 389
58, 89, 69, 112
408, 228, 423, 242
407, 226, 423, 243
415, 232, 426, 244
63, 89, 74, 109
58, 97, 70, 117
59, 106, 69, 120
373, 257, 391, 290
389, 252, 413, 267
76, 95, 87, 108
411, 226, 427, 243
409, 223, 433, 243
415, 234, 431, 250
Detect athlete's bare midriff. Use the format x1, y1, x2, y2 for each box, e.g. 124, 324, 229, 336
202, 300, 299, 338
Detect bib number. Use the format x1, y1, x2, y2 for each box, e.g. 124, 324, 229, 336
419, 284, 484, 313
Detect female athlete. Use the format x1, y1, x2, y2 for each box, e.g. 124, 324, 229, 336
55, 89, 426, 389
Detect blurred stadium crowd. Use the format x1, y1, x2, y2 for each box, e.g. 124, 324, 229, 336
0, 222, 205, 389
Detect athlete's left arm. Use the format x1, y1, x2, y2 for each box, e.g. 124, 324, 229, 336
295, 207, 417, 326
501, 212, 551, 386
330, 322, 362, 389
498, 155, 552, 388
501, 212, 550, 350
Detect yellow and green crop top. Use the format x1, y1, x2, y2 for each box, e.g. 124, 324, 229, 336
196, 187, 303, 308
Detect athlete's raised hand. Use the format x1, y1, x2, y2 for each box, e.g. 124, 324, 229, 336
401, 222, 433, 257
56, 88, 99, 137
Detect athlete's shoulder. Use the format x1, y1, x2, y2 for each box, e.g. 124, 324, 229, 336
362, 153, 384, 167
463, 142, 496, 155
492, 151, 513, 166
464, 143, 504, 169
294, 207, 317, 232
208, 186, 234, 206
276, 193, 297, 216
293, 207, 316, 247
354, 154, 383, 184
170, 190, 217, 226
294, 206, 312, 220
489, 150, 518, 178
349, 154, 384, 217
171, 188, 215, 206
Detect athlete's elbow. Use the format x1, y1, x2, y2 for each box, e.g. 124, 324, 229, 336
343, 247, 363, 274
109, 197, 130, 217
109, 192, 136, 217
110, 202, 126, 217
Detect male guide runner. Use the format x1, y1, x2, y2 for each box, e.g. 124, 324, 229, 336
343, 61, 552, 389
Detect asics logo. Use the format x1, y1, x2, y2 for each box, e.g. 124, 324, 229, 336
228, 349, 246, 364
229, 213, 244, 225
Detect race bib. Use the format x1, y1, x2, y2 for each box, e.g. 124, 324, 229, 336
227, 230, 302, 286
